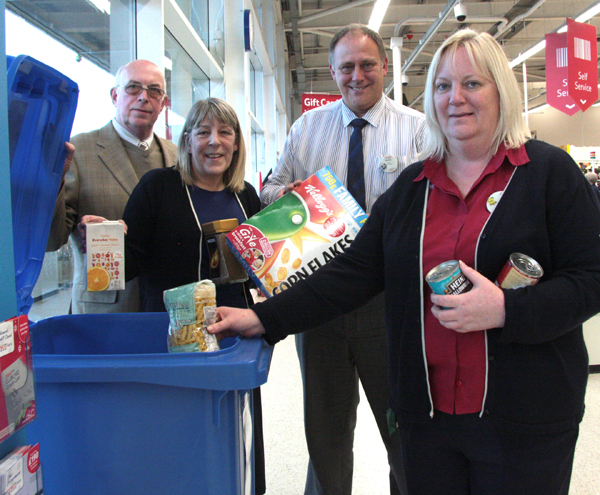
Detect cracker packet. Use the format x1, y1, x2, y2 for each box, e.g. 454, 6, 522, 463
164, 280, 220, 353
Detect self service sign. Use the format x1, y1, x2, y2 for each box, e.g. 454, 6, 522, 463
546, 18, 598, 115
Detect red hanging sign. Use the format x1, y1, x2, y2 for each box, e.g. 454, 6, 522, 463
301, 93, 342, 113
567, 18, 598, 112
545, 33, 579, 116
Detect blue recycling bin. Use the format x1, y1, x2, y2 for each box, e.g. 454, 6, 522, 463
27, 312, 272, 495
7, 54, 79, 316
4, 54, 273, 494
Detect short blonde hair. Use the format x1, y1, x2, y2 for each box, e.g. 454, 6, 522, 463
176, 98, 247, 193
423, 29, 530, 161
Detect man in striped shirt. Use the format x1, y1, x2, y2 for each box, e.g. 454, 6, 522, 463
261, 24, 426, 495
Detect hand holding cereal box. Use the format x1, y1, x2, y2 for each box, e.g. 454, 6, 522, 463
227, 167, 368, 297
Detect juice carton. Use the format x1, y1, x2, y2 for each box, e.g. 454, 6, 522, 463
86, 221, 125, 291
0, 315, 36, 442
227, 166, 368, 297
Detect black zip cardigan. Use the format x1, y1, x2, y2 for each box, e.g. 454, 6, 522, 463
253, 139, 600, 433
123, 166, 261, 312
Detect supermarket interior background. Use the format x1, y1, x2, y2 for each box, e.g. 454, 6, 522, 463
3, 0, 600, 492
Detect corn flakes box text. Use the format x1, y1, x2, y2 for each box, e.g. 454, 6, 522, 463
227, 167, 367, 297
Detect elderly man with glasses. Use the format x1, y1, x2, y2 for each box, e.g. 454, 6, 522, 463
47, 59, 178, 314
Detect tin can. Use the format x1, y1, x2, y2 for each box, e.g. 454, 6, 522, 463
425, 260, 473, 296
201, 218, 249, 285
496, 253, 543, 289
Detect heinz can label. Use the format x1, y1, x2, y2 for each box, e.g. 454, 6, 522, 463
425, 260, 473, 296
496, 253, 543, 289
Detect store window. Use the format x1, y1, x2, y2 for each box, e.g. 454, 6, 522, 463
5, 10, 115, 135
164, 28, 210, 144
172, 0, 209, 48
5, 2, 137, 320
248, 54, 265, 177
6, 0, 136, 73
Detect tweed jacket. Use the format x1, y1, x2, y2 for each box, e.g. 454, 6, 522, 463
47, 121, 178, 313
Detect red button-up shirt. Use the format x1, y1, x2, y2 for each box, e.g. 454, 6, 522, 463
415, 144, 529, 414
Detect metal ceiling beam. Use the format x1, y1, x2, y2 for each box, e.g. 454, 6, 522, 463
289, 0, 306, 96
294, 0, 374, 26
385, 0, 459, 97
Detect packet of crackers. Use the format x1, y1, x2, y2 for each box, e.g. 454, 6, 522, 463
164, 280, 220, 353
226, 166, 368, 297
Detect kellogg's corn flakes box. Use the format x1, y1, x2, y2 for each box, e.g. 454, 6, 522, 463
227, 167, 368, 297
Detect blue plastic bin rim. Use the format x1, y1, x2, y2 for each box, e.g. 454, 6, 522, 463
29, 313, 273, 391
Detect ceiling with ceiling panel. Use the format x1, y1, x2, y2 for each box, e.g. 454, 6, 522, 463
281, 0, 600, 112
5, 0, 600, 114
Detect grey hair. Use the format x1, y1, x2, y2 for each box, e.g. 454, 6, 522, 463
176, 98, 247, 193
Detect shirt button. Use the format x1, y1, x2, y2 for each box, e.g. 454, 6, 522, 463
456, 380, 462, 387
489, 355, 495, 361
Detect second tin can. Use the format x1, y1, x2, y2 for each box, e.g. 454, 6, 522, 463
426, 260, 473, 296
496, 253, 543, 289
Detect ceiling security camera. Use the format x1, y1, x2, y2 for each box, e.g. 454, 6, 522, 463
401, 75, 409, 87
454, 3, 467, 22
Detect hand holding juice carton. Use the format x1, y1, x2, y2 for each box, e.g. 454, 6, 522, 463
86, 221, 125, 291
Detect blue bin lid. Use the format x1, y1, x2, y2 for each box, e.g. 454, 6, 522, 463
7, 55, 79, 315
30, 313, 272, 391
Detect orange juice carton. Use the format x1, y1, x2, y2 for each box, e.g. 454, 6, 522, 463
86, 221, 125, 291
0, 315, 36, 443
227, 166, 368, 297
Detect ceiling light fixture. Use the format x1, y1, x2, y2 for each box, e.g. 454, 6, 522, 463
88, 0, 110, 15
524, 103, 550, 115
509, 40, 546, 68
368, 0, 392, 32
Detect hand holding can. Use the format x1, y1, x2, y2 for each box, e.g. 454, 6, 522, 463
426, 260, 473, 309
496, 253, 543, 289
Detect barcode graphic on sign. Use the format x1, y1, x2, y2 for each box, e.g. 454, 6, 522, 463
574, 37, 591, 61
556, 47, 568, 68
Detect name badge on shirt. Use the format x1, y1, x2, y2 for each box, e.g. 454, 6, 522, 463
379, 155, 399, 173
487, 191, 503, 213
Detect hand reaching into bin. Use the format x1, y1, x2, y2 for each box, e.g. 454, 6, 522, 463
208, 307, 266, 339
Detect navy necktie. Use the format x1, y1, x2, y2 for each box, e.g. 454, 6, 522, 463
347, 118, 368, 210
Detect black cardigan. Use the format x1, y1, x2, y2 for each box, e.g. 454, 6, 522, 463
123, 166, 261, 312
253, 140, 600, 433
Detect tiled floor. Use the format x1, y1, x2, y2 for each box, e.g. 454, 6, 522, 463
30, 289, 600, 494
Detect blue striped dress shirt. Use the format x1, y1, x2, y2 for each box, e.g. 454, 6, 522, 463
261, 95, 427, 213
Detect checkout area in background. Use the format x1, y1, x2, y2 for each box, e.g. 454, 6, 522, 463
564, 145, 600, 371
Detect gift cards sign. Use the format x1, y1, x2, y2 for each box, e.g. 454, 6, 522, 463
546, 19, 598, 115
301, 93, 342, 113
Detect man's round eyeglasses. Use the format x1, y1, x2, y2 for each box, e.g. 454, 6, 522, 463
119, 83, 166, 99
